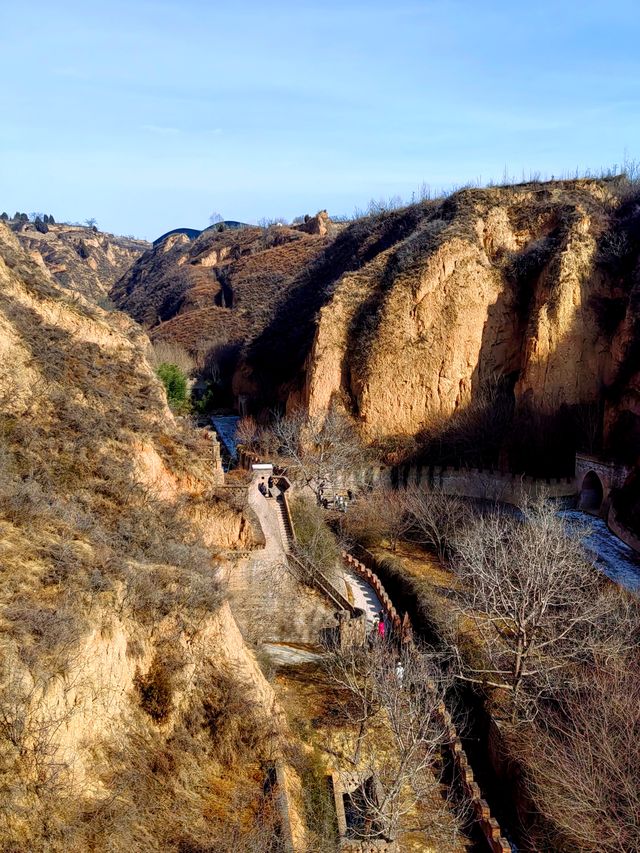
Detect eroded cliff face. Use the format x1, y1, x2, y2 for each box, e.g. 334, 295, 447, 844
12, 220, 149, 301
0, 224, 277, 850
302, 182, 620, 441
111, 221, 329, 355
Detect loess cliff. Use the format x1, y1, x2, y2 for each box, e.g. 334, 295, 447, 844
278, 183, 632, 444
0, 223, 283, 851
11, 219, 149, 302
110, 180, 640, 526
260, 182, 638, 499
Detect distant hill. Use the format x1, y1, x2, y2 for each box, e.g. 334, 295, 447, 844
111, 213, 336, 399
153, 221, 252, 247
10, 219, 149, 301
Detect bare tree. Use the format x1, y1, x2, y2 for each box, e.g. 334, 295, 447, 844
450, 499, 629, 720
400, 486, 471, 561
517, 655, 640, 853
263, 408, 368, 504
343, 484, 471, 557
208, 211, 224, 225
148, 340, 195, 374
234, 416, 258, 449
325, 638, 459, 843
341, 484, 413, 551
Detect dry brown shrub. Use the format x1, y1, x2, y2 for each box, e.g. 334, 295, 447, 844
135, 657, 176, 723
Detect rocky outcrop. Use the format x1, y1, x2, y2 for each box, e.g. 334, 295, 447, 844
302, 182, 620, 440
12, 220, 148, 301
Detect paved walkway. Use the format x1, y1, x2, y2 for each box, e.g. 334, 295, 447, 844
261, 642, 325, 666
236, 474, 387, 648
247, 474, 288, 561
342, 569, 384, 627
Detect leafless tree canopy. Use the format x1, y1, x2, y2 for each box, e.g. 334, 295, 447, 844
148, 340, 195, 374
341, 484, 413, 551
325, 638, 458, 843
517, 656, 640, 853
400, 486, 471, 560
450, 499, 629, 720
261, 408, 368, 503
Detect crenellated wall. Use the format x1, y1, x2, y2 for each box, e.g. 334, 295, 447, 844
390, 462, 576, 506
340, 551, 512, 853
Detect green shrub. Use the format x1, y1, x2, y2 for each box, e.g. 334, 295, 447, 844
193, 384, 216, 415
155, 362, 190, 412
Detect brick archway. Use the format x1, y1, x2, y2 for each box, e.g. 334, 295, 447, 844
579, 470, 604, 512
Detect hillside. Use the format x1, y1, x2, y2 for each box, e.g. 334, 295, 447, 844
0, 223, 283, 851
110, 213, 336, 390
290, 180, 639, 459
111, 179, 640, 529
11, 218, 149, 301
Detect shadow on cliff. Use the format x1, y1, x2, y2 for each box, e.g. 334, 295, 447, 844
246, 202, 435, 410
407, 208, 612, 478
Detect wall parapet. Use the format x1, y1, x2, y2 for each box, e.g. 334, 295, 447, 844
391, 462, 576, 506
340, 550, 512, 853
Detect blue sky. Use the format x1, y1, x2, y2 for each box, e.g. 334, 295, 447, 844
1, 0, 638, 240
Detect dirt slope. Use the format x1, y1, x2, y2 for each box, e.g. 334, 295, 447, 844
110, 215, 333, 362
0, 223, 283, 851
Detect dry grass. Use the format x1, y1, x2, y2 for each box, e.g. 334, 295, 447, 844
0, 225, 274, 850
0, 660, 282, 852
112, 223, 327, 364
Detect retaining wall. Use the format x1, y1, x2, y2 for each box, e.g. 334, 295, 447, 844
274, 759, 305, 853
608, 507, 640, 555
202, 427, 225, 484
330, 771, 398, 852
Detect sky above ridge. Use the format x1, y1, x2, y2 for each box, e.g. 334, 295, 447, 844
1, 0, 639, 240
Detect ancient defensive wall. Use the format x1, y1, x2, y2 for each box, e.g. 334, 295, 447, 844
390, 462, 576, 505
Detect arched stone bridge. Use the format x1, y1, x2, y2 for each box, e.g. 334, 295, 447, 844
575, 453, 631, 516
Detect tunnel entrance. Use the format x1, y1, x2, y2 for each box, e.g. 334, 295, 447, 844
579, 470, 604, 512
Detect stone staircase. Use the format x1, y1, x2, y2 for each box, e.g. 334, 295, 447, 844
275, 493, 294, 553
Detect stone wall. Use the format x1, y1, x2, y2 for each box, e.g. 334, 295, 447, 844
390, 463, 576, 506
202, 426, 225, 484
575, 452, 631, 515
608, 508, 640, 554
330, 771, 398, 852
340, 552, 512, 853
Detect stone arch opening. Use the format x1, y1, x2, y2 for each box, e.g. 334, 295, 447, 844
579, 470, 604, 512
